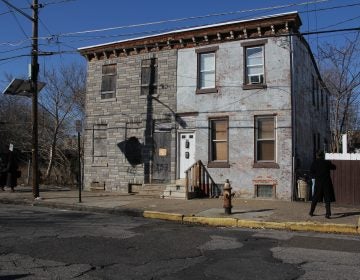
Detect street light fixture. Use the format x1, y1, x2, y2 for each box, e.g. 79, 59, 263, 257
3, 79, 45, 98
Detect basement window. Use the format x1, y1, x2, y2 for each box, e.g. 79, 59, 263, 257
256, 185, 274, 198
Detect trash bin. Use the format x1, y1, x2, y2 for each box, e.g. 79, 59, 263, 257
297, 179, 309, 201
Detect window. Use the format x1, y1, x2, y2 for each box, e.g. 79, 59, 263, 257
256, 185, 274, 198
196, 46, 218, 94
255, 116, 275, 162
245, 46, 264, 85
199, 53, 215, 89
92, 124, 107, 165
209, 118, 229, 167
141, 58, 158, 95
101, 64, 116, 99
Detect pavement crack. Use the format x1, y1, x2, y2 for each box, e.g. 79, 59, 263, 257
73, 263, 116, 278
74, 265, 96, 278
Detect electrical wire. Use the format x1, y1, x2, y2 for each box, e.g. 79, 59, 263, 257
1, 1, 359, 46
42, 0, 77, 7
314, 15, 360, 31
56, 0, 331, 37
7, 4, 29, 39
1, 26, 359, 63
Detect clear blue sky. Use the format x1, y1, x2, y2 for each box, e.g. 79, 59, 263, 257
0, 0, 359, 90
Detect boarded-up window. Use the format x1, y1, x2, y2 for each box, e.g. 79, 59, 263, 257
210, 118, 228, 162
101, 64, 116, 99
141, 58, 158, 95
93, 124, 107, 164
255, 116, 275, 162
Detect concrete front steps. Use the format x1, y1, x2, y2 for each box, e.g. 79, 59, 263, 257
161, 179, 194, 199
161, 184, 187, 199
129, 180, 191, 199
130, 184, 167, 197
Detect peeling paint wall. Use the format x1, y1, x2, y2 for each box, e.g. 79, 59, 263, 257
177, 38, 294, 199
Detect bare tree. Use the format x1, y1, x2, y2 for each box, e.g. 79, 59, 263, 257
39, 62, 86, 181
318, 33, 360, 152
0, 73, 32, 154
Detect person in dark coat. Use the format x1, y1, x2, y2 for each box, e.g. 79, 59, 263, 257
3, 150, 19, 192
309, 150, 336, 219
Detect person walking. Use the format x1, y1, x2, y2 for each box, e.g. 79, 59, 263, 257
309, 150, 336, 219
3, 148, 19, 192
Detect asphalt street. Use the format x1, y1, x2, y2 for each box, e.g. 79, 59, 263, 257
0, 204, 359, 280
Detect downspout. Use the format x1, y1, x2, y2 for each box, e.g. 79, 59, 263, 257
289, 32, 296, 201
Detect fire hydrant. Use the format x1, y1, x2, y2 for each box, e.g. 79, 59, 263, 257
223, 179, 232, 215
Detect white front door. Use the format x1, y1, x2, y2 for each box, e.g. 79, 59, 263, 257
178, 132, 195, 179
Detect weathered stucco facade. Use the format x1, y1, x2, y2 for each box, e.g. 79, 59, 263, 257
79, 12, 329, 200
177, 37, 293, 199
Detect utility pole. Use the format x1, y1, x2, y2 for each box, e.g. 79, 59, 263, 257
0, 0, 40, 198
31, 0, 40, 199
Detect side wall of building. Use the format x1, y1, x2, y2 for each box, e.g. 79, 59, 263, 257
292, 36, 330, 172
177, 37, 293, 200
83, 50, 177, 191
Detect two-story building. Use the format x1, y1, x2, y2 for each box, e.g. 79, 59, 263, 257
79, 12, 329, 200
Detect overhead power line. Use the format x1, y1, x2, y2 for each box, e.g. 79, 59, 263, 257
57, 0, 331, 37
1, 26, 359, 62
1, 1, 359, 47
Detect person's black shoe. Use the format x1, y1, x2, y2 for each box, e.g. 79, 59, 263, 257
309, 212, 314, 217
325, 214, 331, 219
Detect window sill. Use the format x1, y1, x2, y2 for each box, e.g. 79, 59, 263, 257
242, 84, 267, 90
207, 162, 230, 168
99, 97, 117, 102
196, 88, 218, 94
253, 162, 279, 169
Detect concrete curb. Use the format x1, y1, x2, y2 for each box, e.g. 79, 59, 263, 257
145, 211, 360, 235
143, 211, 183, 222
1, 198, 359, 235
183, 216, 238, 227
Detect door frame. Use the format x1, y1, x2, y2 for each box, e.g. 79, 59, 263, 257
177, 130, 196, 179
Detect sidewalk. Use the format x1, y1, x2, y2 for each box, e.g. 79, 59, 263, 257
1, 185, 359, 235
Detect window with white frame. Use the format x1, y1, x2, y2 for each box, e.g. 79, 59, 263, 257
255, 116, 275, 162
195, 46, 218, 93
245, 46, 264, 85
101, 64, 116, 99
199, 52, 215, 89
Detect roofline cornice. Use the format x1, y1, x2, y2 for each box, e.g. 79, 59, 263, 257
80, 12, 301, 61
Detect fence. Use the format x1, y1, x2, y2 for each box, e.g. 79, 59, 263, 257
330, 160, 360, 205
